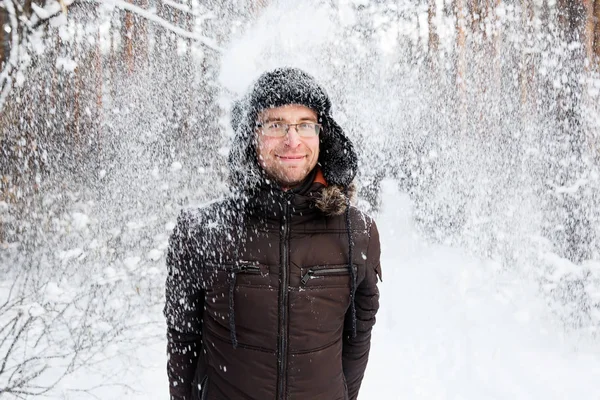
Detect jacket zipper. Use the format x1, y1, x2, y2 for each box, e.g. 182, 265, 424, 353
300, 267, 351, 285
232, 264, 261, 274
277, 196, 291, 400
204, 262, 262, 273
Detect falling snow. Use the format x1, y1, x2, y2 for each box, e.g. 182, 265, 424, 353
1, 0, 600, 398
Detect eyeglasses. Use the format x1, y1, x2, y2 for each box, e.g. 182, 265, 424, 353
256, 121, 322, 138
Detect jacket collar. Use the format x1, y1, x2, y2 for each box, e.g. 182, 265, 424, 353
242, 168, 352, 220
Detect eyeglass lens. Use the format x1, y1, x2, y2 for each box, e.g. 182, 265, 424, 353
262, 123, 321, 137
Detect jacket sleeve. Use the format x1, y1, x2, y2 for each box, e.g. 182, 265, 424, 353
164, 211, 204, 400
342, 219, 381, 400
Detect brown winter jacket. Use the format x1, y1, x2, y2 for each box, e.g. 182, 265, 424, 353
164, 168, 382, 400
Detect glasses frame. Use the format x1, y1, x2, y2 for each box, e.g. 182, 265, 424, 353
255, 121, 323, 138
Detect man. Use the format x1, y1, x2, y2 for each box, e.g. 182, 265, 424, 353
164, 67, 381, 400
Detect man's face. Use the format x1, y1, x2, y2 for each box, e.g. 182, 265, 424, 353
255, 104, 320, 189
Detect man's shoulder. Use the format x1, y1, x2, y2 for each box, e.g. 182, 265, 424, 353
176, 196, 239, 231
346, 205, 377, 234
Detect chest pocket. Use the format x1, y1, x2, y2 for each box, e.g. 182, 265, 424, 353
299, 264, 356, 289
201, 261, 272, 290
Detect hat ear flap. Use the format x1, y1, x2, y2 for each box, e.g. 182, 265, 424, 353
231, 100, 244, 133
228, 121, 264, 188
318, 118, 358, 188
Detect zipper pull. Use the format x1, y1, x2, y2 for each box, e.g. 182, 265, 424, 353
232, 264, 244, 273
300, 270, 313, 285
236, 264, 261, 273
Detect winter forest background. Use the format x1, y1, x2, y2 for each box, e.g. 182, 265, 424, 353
1, 0, 600, 398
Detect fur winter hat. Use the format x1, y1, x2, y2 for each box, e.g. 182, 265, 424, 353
228, 67, 358, 191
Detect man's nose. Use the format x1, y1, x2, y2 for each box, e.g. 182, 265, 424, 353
283, 127, 301, 147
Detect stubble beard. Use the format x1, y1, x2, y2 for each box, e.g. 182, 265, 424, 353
269, 164, 312, 189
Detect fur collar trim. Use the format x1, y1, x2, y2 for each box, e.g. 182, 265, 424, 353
314, 183, 356, 216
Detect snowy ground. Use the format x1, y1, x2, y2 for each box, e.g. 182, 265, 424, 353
362, 181, 600, 400
51, 180, 600, 399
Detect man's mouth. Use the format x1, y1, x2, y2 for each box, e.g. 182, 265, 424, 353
276, 155, 306, 160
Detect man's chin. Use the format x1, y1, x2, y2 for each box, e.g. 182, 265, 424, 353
272, 171, 311, 189
276, 178, 303, 188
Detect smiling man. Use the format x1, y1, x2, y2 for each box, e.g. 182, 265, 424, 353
256, 104, 321, 189
164, 67, 382, 400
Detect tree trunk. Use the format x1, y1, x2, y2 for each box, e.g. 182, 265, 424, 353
0, 90, 2, 239
582, 0, 597, 67
124, 0, 135, 73
182, 0, 193, 140
122, 0, 149, 73
73, 65, 81, 151
24, 0, 32, 16
487, 0, 502, 105
156, 0, 177, 60
556, 0, 591, 263
0, 5, 6, 69
470, 0, 482, 36
154, 0, 164, 59
95, 9, 103, 151
520, 0, 534, 106
135, 0, 149, 68
455, 0, 467, 83
594, 0, 600, 61
109, 12, 118, 101
454, 0, 467, 133
428, 0, 439, 69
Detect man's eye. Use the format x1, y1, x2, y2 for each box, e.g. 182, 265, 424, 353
267, 123, 281, 129
299, 123, 313, 129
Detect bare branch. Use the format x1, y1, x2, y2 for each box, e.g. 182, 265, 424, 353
0, 0, 20, 108
82, 0, 222, 52
0, 315, 19, 351
0, 269, 26, 315
161, 0, 192, 15
0, 316, 33, 375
